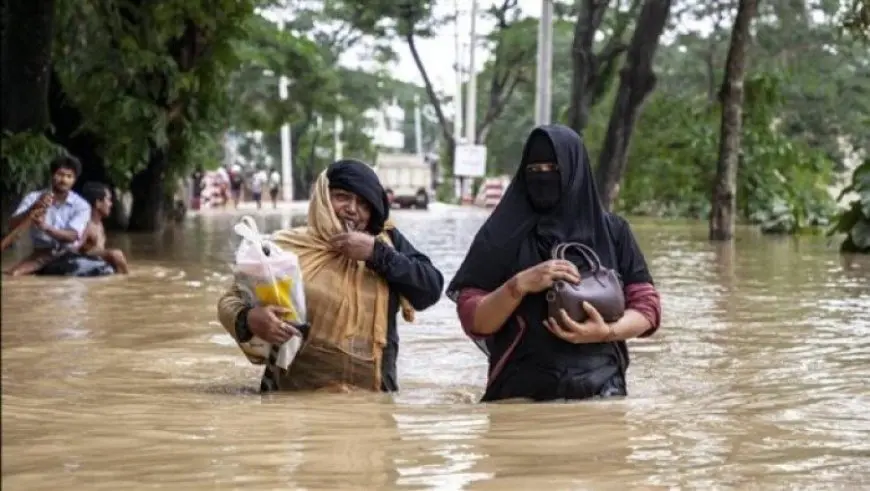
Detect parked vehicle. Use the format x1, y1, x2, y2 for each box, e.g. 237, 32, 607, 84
373, 152, 432, 210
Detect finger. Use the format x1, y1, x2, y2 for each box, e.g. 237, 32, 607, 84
553, 270, 581, 284
331, 238, 348, 250
544, 318, 560, 337
547, 316, 576, 342
556, 263, 581, 278
271, 326, 292, 344
544, 318, 556, 335
553, 260, 578, 272
558, 309, 583, 331
549, 262, 573, 275
281, 322, 302, 337
328, 236, 344, 248
582, 301, 605, 323
266, 305, 292, 316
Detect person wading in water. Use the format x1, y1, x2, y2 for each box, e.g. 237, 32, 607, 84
4, 156, 91, 276
218, 159, 444, 392
447, 125, 662, 402
77, 182, 129, 274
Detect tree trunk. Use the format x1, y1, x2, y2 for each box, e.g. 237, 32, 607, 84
1, 0, 57, 232
46, 70, 131, 229
126, 19, 207, 230
405, 32, 456, 164
127, 146, 169, 232
594, 0, 672, 211
567, 0, 631, 133
709, 0, 758, 241
1, 0, 56, 134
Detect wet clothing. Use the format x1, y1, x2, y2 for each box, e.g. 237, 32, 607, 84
13, 190, 90, 252
447, 124, 660, 402
252, 228, 442, 392
219, 159, 443, 393
35, 252, 115, 277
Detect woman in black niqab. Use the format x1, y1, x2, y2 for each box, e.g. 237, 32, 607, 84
448, 124, 661, 402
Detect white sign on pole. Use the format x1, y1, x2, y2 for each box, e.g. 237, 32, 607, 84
454, 144, 487, 178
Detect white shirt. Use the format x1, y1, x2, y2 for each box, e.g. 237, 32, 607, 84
269, 171, 281, 189
251, 170, 268, 193
13, 190, 91, 251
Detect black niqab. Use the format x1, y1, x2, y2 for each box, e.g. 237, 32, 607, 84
448, 124, 617, 299
326, 159, 390, 235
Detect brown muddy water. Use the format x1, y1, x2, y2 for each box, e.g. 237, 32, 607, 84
2, 205, 869, 490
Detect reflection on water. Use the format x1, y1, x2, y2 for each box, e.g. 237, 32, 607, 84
2, 208, 869, 489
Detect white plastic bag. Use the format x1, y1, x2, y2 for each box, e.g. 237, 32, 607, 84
231, 216, 307, 370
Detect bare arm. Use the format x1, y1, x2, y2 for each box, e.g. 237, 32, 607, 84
610, 283, 661, 340
466, 275, 525, 336
41, 225, 78, 243
609, 310, 653, 341
9, 192, 42, 230
9, 212, 30, 231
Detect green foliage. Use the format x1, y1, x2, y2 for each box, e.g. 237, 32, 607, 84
828, 158, 870, 253
53, 0, 261, 187
0, 131, 67, 192
484, 19, 576, 177
613, 75, 836, 234
840, 0, 870, 40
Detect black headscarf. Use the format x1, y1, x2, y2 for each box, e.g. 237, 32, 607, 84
326, 159, 390, 235
447, 124, 618, 299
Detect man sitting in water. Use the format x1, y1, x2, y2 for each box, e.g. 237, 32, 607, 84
4, 156, 91, 276
77, 182, 129, 274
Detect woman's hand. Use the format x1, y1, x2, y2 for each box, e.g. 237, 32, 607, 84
544, 302, 613, 344
330, 232, 375, 261
515, 259, 580, 294
247, 305, 301, 345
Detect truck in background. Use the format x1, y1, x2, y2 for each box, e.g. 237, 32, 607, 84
373, 152, 433, 210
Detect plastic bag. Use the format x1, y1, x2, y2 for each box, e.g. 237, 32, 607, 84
231, 216, 308, 370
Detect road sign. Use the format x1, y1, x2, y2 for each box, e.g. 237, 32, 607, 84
453, 144, 487, 178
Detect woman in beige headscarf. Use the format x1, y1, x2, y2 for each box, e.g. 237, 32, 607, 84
217, 159, 444, 392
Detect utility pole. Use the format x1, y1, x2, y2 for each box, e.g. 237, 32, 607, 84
278, 19, 294, 201
453, 0, 465, 202
453, 0, 464, 143
465, 0, 478, 145
534, 0, 554, 125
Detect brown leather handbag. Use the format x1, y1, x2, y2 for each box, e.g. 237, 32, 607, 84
546, 242, 625, 324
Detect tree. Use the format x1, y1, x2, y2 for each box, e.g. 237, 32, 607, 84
50, 0, 264, 231
594, 0, 673, 210
330, 0, 536, 187
0, 0, 63, 231
841, 0, 870, 40
709, 0, 759, 241
567, 0, 640, 132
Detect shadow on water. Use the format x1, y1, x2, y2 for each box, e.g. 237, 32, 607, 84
2, 209, 869, 489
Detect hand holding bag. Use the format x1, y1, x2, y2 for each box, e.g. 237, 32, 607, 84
546, 242, 625, 324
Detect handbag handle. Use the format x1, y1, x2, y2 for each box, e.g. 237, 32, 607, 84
550, 242, 604, 274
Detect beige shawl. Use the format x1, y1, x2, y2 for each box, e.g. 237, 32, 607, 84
217, 169, 414, 390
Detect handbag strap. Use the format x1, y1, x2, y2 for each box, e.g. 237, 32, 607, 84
550, 242, 604, 273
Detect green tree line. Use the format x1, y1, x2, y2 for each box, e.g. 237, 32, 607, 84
1, 0, 868, 252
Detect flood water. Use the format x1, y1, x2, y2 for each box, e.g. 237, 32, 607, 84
2, 205, 869, 490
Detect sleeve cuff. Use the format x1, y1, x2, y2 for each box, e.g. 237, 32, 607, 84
365, 238, 392, 273
235, 306, 254, 342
